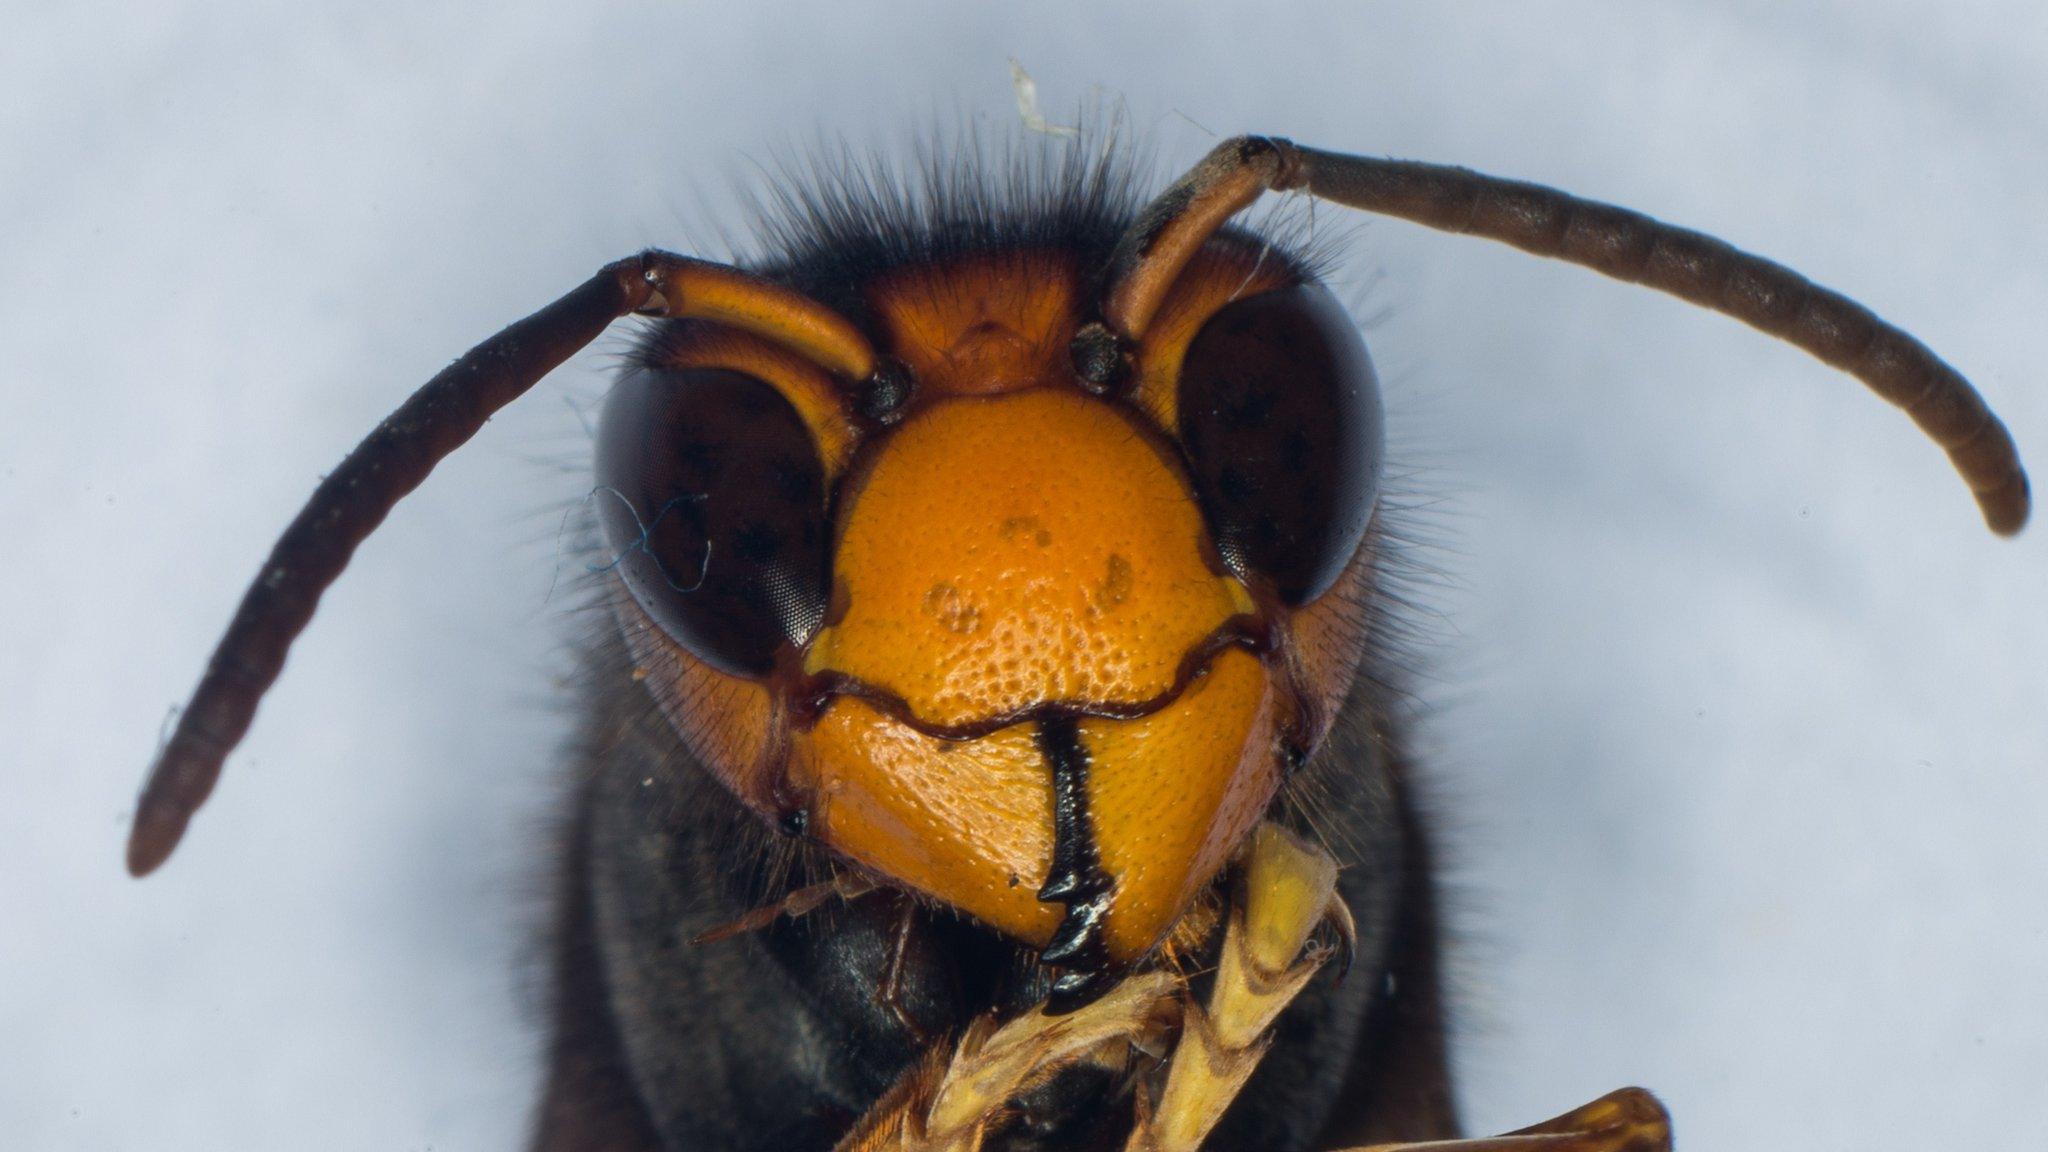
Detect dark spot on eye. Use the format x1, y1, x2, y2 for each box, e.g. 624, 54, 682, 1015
734, 521, 785, 563
1223, 389, 1276, 430
1280, 428, 1313, 471
770, 456, 813, 503
677, 437, 721, 482
1218, 465, 1256, 503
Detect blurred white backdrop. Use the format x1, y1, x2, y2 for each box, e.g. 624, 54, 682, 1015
3, 2, 2044, 1149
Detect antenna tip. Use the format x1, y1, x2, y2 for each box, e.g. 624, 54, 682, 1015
1981, 469, 2031, 537
125, 802, 188, 878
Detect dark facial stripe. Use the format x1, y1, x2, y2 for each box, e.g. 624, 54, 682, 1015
1032, 714, 1118, 1013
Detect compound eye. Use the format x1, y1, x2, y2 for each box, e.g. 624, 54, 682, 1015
595, 367, 829, 676
1176, 283, 1385, 606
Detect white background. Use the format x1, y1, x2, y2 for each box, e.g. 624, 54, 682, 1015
4, 3, 2044, 1149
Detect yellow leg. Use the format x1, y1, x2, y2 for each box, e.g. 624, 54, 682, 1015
835, 823, 1667, 1152
1335, 1088, 1672, 1152
1131, 822, 1352, 1152
834, 970, 1181, 1152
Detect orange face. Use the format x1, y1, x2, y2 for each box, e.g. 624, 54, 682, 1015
599, 237, 1383, 974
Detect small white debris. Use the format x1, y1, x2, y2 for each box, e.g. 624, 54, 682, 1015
1008, 58, 1079, 138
